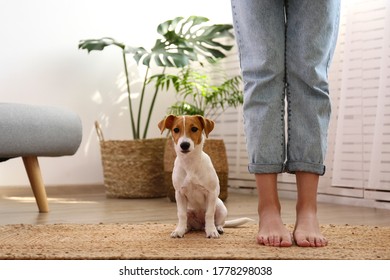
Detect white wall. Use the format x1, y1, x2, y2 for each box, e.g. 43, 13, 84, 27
0, 0, 234, 186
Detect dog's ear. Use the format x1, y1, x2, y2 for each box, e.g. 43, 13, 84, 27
158, 114, 176, 134
197, 116, 214, 138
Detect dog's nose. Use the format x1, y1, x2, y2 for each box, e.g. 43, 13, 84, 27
180, 142, 190, 151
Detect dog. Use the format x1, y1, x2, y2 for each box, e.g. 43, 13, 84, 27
158, 114, 253, 238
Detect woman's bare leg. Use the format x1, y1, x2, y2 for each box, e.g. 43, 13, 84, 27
294, 172, 328, 247
256, 173, 292, 247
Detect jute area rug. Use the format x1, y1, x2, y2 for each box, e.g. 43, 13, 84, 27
0, 223, 389, 260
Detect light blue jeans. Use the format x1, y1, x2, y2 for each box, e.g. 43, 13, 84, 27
231, 0, 340, 175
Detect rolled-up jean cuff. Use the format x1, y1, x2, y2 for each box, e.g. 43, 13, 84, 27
248, 163, 284, 174
285, 161, 326, 176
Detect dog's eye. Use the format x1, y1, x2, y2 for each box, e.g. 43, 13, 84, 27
173, 128, 180, 133
191, 127, 199, 132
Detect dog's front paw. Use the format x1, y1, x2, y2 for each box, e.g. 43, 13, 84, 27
216, 226, 224, 234
171, 228, 186, 238
206, 227, 220, 239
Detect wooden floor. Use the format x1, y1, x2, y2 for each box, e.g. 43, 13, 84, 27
0, 185, 389, 226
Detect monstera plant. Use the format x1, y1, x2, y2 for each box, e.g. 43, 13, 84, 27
79, 16, 235, 140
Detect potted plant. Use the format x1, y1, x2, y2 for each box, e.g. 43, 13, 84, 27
79, 16, 236, 198
153, 64, 243, 201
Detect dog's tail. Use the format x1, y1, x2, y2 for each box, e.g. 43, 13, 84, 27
224, 217, 255, 228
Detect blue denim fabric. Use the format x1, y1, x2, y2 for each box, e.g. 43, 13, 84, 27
231, 0, 340, 175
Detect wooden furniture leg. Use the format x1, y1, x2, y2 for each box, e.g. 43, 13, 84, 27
22, 156, 49, 213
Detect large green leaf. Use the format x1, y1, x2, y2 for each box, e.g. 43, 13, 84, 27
78, 37, 126, 52
130, 16, 234, 68
157, 16, 185, 36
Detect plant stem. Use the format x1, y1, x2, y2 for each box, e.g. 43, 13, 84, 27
137, 67, 150, 139
122, 50, 138, 139
143, 67, 166, 139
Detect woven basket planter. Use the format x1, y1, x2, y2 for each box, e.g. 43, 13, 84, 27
96, 122, 167, 198
164, 138, 229, 202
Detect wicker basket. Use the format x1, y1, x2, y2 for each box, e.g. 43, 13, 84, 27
96, 122, 167, 198
164, 138, 229, 202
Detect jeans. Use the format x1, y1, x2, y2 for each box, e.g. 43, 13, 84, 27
231, 0, 340, 175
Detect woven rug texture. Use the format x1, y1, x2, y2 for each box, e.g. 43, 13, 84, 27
0, 223, 389, 260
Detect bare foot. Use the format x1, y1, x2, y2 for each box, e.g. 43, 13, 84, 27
293, 214, 327, 247
257, 211, 292, 247
294, 172, 328, 247
255, 173, 292, 247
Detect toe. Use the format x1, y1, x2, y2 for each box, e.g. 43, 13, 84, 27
297, 239, 311, 247
260, 236, 270, 246
316, 237, 328, 247
268, 235, 275, 246
294, 234, 311, 247
273, 235, 281, 247
280, 235, 293, 247
308, 236, 316, 247
315, 238, 323, 247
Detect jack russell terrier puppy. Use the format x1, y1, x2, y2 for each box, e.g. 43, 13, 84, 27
158, 114, 253, 238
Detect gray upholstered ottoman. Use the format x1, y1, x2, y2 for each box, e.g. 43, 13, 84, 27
0, 103, 82, 212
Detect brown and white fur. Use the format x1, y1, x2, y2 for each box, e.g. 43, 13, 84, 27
158, 115, 253, 238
